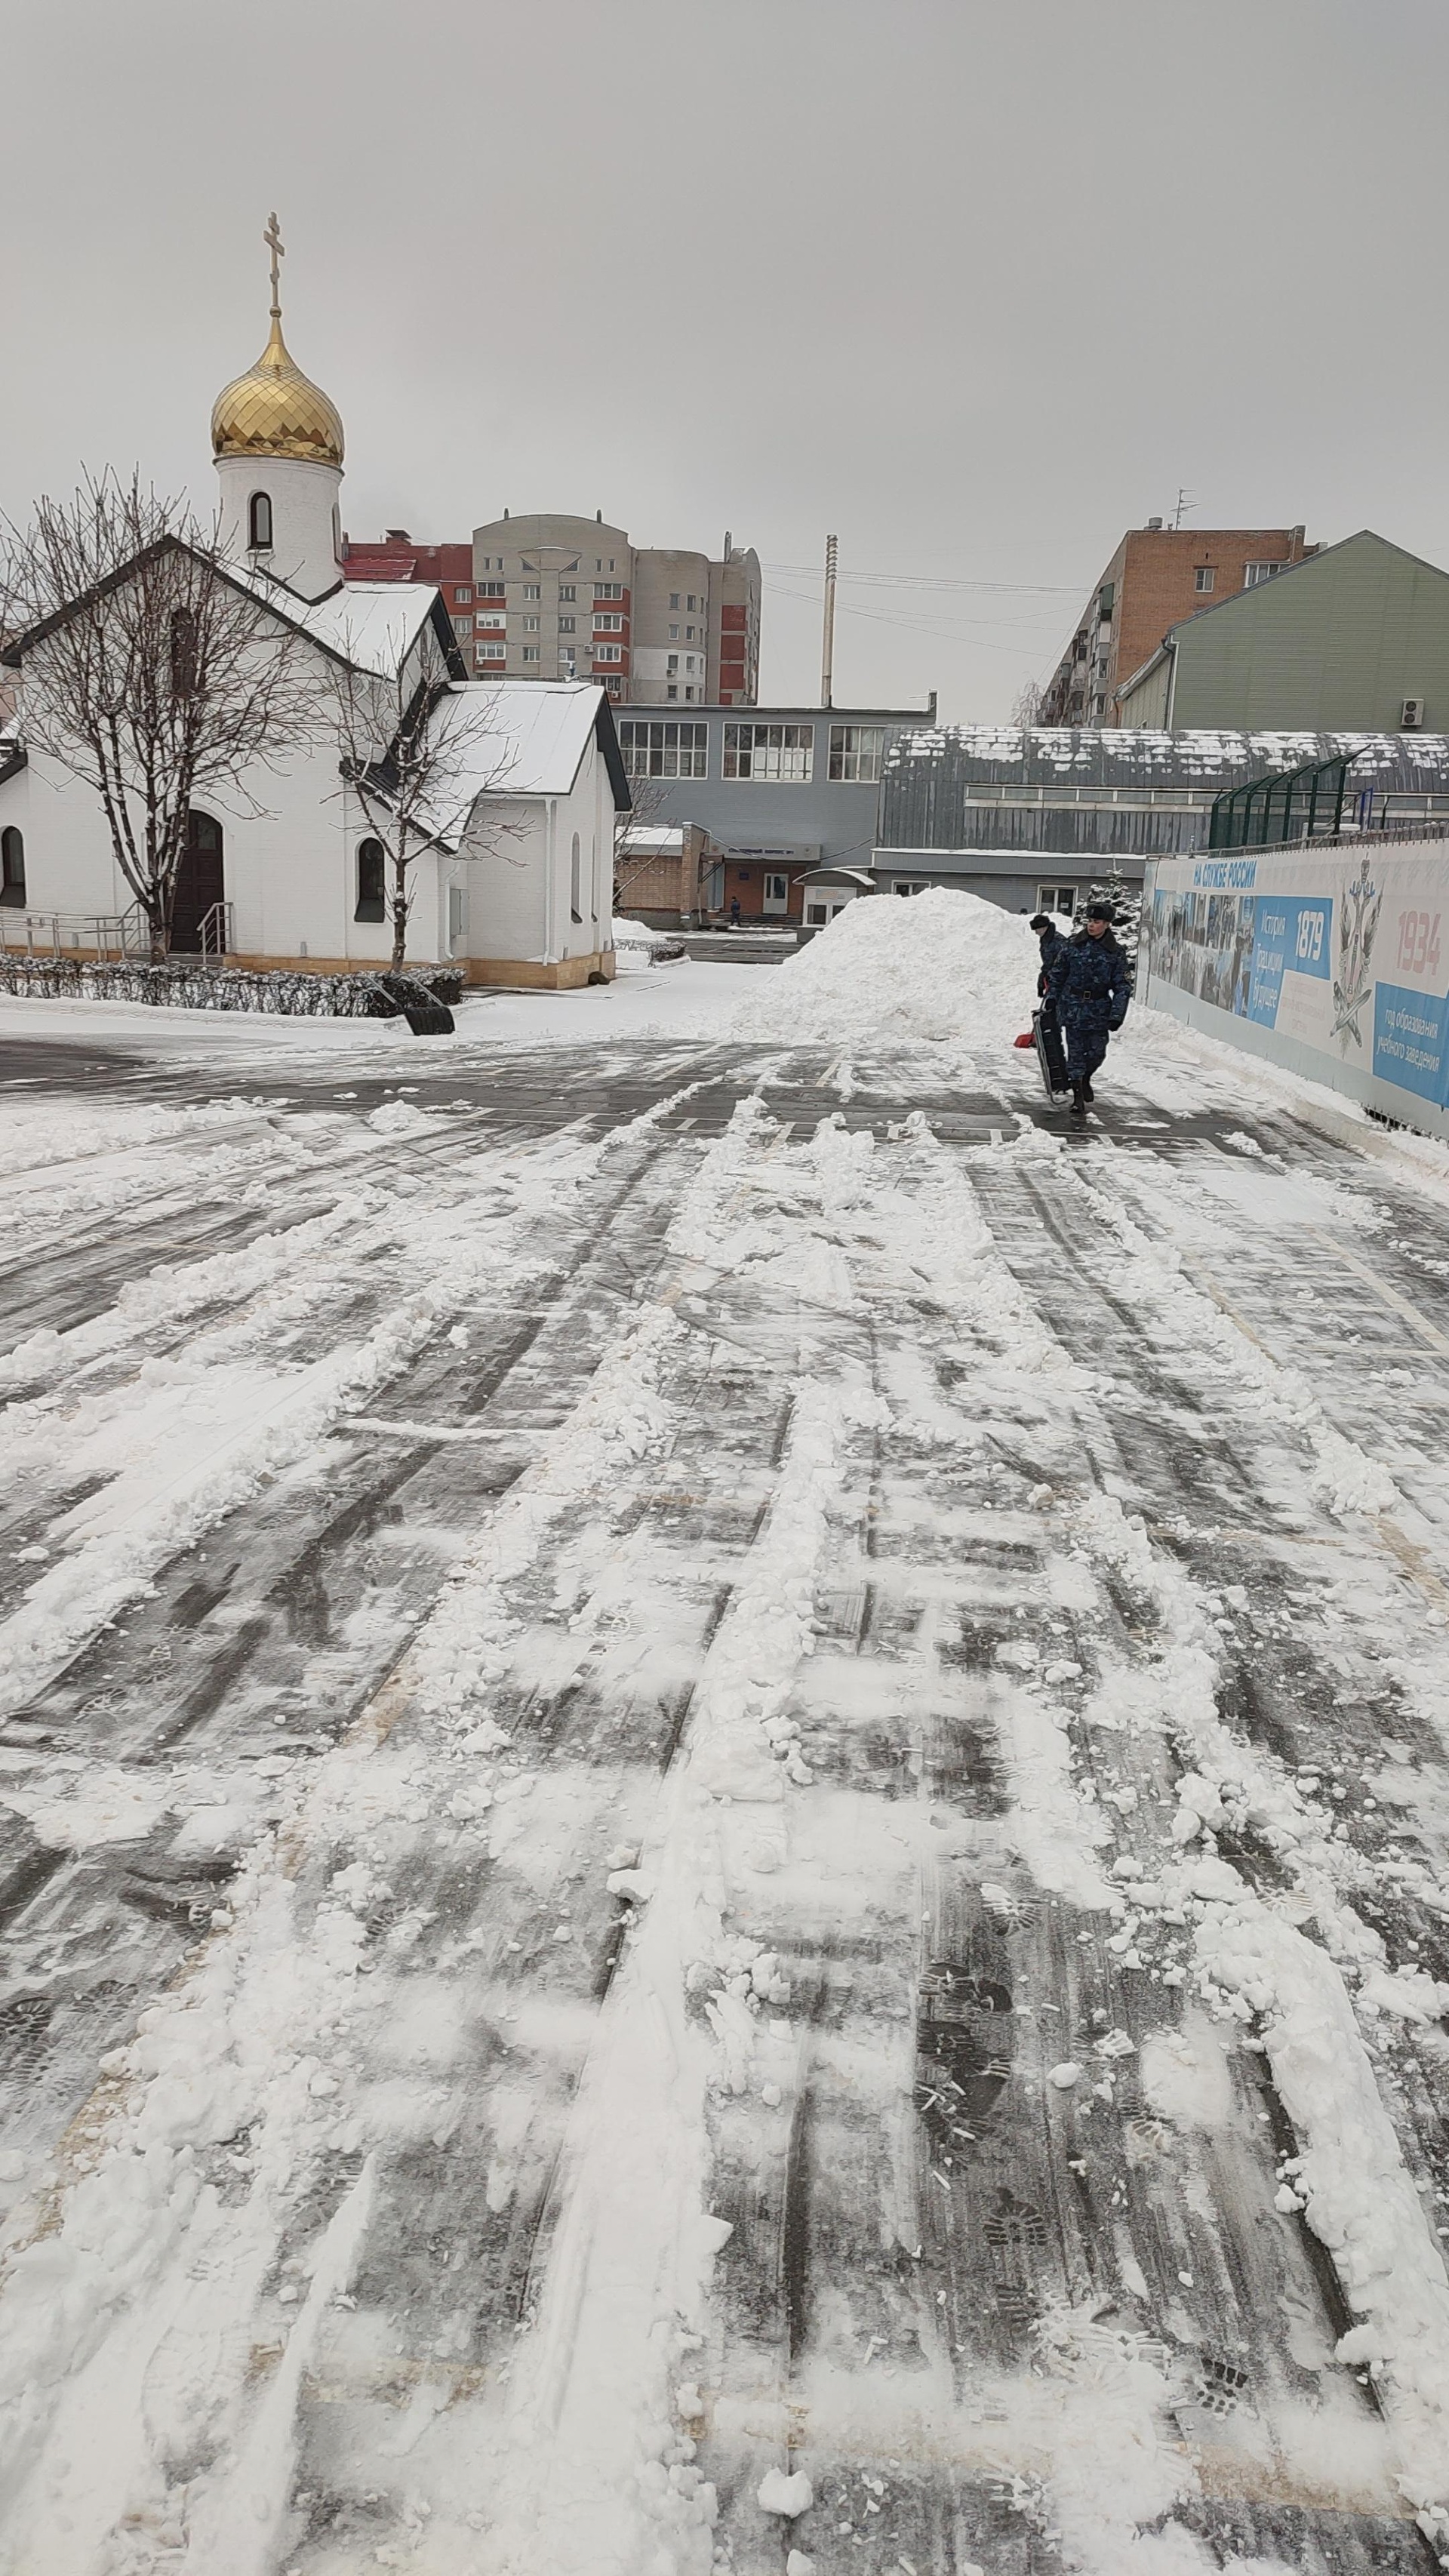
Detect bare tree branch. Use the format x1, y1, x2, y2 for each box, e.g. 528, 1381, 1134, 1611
329, 641, 523, 971
0, 469, 322, 960
611, 765, 681, 913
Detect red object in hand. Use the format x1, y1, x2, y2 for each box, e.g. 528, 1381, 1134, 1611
1013, 1031, 1035, 1048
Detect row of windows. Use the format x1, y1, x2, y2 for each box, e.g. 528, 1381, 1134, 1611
617, 722, 884, 782
1192, 559, 1286, 596
476, 554, 620, 576
509, 580, 623, 606
456, 608, 622, 633
472, 642, 625, 664
724, 722, 814, 782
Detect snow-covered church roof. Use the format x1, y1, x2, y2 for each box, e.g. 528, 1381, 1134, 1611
417, 684, 631, 845
279, 579, 443, 679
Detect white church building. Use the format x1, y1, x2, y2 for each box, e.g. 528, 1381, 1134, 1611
0, 239, 624, 989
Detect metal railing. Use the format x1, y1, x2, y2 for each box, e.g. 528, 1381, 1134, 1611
1212, 816, 1449, 861
196, 901, 234, 965
0, 905, 150, 961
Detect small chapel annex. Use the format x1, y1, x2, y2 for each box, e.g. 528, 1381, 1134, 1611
0, 228, 625, 989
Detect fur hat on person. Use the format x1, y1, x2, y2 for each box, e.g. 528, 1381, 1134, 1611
1085, 902, 1115, 923
1028, 912, 1055, 931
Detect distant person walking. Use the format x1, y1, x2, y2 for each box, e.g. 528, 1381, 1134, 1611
728, 896, 742, 931
1028, 910, 1069, 994
1045, 903, 1131, 1116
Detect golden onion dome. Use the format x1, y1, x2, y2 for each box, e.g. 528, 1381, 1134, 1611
211, 310, 344, 469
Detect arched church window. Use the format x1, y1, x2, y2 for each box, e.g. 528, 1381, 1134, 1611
0, 827, 24, 906
570, 832, 583, 924
170, 608, 198, 697
355, 839, 386, 923
248, 491, 274, 552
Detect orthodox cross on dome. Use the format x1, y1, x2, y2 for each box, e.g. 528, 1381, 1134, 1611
263, 211, 285, 319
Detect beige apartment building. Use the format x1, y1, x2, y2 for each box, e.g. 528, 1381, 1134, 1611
1040, 519, 1316, 726
467, 512, 761, 704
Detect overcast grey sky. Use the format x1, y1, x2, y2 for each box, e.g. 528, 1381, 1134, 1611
5, 0, 1443, 719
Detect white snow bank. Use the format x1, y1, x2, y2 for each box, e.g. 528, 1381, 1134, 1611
611, 915, 673, 950
731, 888, 1038, 1047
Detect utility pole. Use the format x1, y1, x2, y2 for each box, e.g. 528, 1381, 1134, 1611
1173, 487, 1195, 530
820, 533, 838, 709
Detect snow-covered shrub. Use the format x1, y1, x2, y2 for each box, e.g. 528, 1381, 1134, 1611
0, 957, 463, 1017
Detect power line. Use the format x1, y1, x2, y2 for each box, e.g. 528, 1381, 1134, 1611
762, 559, 1086, 596
764, 580, 1056, 659
764, 580, 1065, 636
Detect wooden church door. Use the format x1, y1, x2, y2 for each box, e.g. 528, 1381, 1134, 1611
169, 811, 226, 953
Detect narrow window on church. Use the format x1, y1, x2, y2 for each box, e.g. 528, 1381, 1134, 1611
248, 491, 273, 551
0, 827, 24, 906
355, 838, 386, 922
570, 832, 583, 923
170, 609, 198, 697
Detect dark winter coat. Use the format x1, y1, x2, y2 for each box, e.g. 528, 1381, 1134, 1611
1046, 929, 1131, 1032
1035, 924, 1069, 992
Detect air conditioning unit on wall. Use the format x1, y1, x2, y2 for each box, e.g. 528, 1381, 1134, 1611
1401, 696, 1426, 729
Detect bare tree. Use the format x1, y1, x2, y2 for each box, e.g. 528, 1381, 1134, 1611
611, 765, 678, 914
331, 643, 519, 970
1011, 677, 1044, 731
0, 469, 321, 961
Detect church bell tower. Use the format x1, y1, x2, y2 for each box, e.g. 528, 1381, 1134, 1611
211, 215, 346, 602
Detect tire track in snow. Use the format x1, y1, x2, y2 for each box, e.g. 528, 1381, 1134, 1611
0, 1080, 784, 2571
962, 1123, 1449, 2555
0, 1109, 724, 2191
678, 1103, 1442, 2574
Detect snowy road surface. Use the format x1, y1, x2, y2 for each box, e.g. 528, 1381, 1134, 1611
3, 976, 1449, 2575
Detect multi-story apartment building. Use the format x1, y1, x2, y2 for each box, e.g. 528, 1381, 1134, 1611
1039, 521, 1317, 727
346, 517, 761, 704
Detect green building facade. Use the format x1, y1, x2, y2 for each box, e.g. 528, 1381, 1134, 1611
1116, 531, 1449, 735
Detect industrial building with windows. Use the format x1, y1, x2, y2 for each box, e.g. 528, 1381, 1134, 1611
870, 725, 1449, 916
611, 700, 934, 925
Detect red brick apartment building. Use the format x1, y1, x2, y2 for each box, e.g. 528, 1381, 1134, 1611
342, 532, 475, 617
1041, 521, 1317, 725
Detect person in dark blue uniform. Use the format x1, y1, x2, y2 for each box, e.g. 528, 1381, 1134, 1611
1028, 911, 1070, 993
1045, 903, 1131, 1116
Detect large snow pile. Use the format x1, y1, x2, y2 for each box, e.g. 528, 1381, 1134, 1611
731, 888, 1038, 1046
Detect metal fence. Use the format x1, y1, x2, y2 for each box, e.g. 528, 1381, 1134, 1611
1208, 752, 1351, 851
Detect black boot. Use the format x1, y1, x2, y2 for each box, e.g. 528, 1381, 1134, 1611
1081, 1079, 1094, 1103
1070, 1081, 1088, 1117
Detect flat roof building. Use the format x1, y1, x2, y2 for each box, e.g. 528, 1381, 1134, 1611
872, 724, 1449, 916
614, 700, 934, 924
